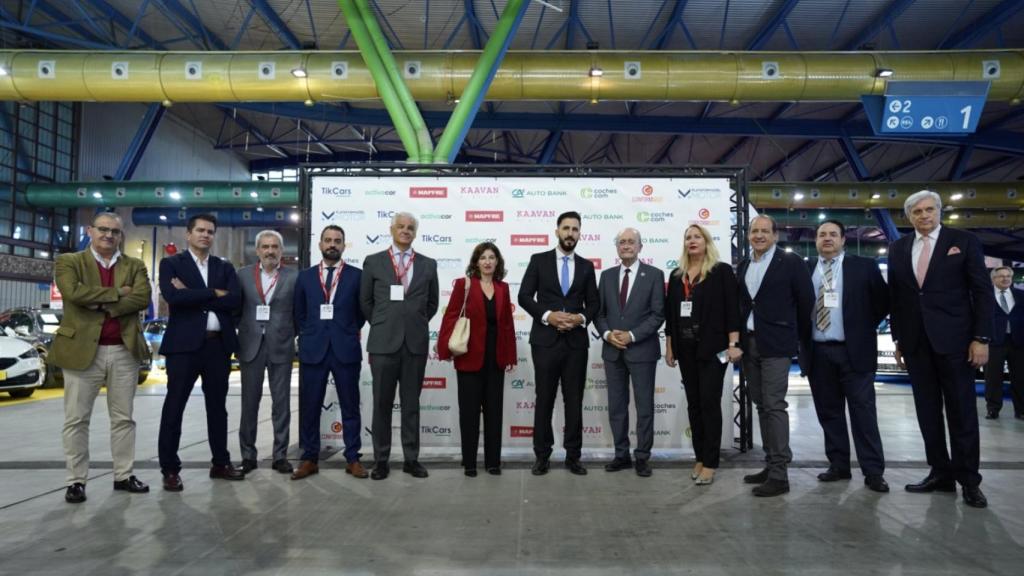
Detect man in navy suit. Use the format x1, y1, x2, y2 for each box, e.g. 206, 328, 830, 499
291, 225, 368, 480
984, 266, 1024, 420
157, 214, 244, 491
889, 190, 994, 508
737, 214, 814, 497
804, 220, 890, 493
518, 211, 600, 476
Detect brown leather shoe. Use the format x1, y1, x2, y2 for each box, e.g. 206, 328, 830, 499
163, 473, 184, 492
345, 461, 369, 479
290, 460, 319, 480
209, 464, 245, 481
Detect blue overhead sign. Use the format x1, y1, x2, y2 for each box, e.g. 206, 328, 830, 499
861, 81, 990, 135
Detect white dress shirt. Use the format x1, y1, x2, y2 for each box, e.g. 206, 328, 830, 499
90, 247, 121, 269
542, 247, 587, 326
391, 244, 414, 287
912, 224, 941, 278
258, 264, 281, 304
996, 287, 1016, 334
189, 249, 221, 332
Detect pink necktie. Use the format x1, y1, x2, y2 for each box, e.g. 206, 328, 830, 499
915, 236, 931, 288
401, 252, 410, 293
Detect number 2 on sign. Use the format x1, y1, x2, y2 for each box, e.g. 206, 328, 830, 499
960, 105, 972, 130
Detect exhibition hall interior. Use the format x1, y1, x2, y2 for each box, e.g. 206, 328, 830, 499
1, 0, 1023, 574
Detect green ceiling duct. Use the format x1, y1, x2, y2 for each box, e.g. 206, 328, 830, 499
750, 182, 1023, 209
765, 208, 1024, 229
25, 181, 298, 207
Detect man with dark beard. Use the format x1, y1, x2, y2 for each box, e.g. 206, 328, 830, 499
292, 225, 368, 480
518, 211, 600, 476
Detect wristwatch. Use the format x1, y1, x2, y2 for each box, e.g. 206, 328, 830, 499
973, 336, 991, 344
728, 341, 740, 348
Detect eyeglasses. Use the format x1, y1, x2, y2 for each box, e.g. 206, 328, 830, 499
94, 226, 122, 236
617, 239, 638, 246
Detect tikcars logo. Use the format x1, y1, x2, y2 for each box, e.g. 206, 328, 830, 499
511, 234, 549, 246
466, 210, 504, 222
409, 186, 447, 198
510, 426, 534, 438
421, 425, 452, 437
421, 234, 453, 245
321, 187, 352, 197
377, 210, 396, 220
423, 377, 446, 389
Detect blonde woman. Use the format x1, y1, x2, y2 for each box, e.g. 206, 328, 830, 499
665, 224, 742, 486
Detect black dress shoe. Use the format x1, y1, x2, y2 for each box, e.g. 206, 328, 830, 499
565, 458, 587, 476
905, 473, 956, 493
635, 460, 652, 478
487, 467, 501, 476
865, 475, 890, 493
272, 459, 294, 474
531, 457, 550, 476
370, 462, 390, 480
817, 467, 853, 482
240, 459, 258, 473
752, 478, 790, 497
65, 483, 86, 504
113, 475, 150, 493
464, 468, 478, 478
403, 461, 429, 478
604, 458, 633, 472
209, 464, 245, 481
985, 410, 999, 420
962, 485, 988, 508
162, 473, 183, 492
743, 468, 770, 484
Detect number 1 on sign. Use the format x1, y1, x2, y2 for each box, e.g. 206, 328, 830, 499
960, 105, 972, 130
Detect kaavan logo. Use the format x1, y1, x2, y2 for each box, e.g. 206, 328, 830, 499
581, 426, 603, 434
409, 186, 447, 198
321, 210, 365, 221
515, 210, 556, 219
466, 210, 504, 222
516, 401, 536, 410
423, 377, 446, 389
678, 188, 722, 199
589, 258, 602, 270
460, 185, 499, 195
579, 233, 601, 242
421, 234, 453, 245
511, 234, 549, 246
510, 426, 534, 438
321, 187, 352, 197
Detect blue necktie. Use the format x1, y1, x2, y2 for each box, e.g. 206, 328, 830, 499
560, 256, 570, 296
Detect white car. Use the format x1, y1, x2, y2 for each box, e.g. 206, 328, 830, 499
0, 328, 44, 398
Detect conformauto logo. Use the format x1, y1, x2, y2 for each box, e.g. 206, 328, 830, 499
466, 210, 504, 222
409, 186, 447, 198
422, 377, 446, 389
510, 426, 534, 438
511, 234, 549, 246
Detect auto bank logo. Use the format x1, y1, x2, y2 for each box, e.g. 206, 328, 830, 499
460, 185, 499, 196
636, 211, 673, 223
421, 234, 453, 245
466, 210, 504, 222
409, 186, 447, 198
580, 186, 618, 199
665, 259, 679, 269
321, 210, 365, 221
321, 186, 352, 197
678, 187, 722, 200
511, 234, 549, 246
582, 212, 624, 221
511, 187, 566, 198
422, 377, 446, 389
633, 183, 664, 203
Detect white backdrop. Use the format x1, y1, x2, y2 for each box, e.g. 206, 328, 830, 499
309, 175, 735, 456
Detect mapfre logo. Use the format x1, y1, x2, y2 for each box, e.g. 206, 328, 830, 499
510, 426, 534, 438
466, 210, 504, 222
409, 186, 447, 198
588, 258, 602, 270
422, 377, 446, 389
511, 234, 549, 246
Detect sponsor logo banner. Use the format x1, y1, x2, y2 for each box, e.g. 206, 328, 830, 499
410, 186, 447, 198
466, 210, 504, 222
511, 234, 549, 246
510, 425, 534, 438
423, 377, 446, 389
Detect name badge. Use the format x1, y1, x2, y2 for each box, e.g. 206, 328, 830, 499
319, 304, 334, 320
824, 291, 839, 308
390, 285, 405, 301
679, 302, 693, 317
255, 305, 271, 321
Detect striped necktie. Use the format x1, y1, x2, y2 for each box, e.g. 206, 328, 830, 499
815, 259, 834, 332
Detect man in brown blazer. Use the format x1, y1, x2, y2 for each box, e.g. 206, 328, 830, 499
52, 212, 152, 504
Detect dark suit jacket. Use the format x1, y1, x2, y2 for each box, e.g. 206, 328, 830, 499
359, 248, 439, 355
665, 262, 741, 361
518, 249, 599, 350
888, 227, 993, 355
594, 263, 665, 363
992, 286, 1024, 347
802, 254, 889, 373
737, 248, 815, 358
437, 277, 517, 372
294, 264, 366, 364
159, 251, 241, 355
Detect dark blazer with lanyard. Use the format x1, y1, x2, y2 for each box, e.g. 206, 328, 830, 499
295, 261, 365, 365
665, 262, 741, 361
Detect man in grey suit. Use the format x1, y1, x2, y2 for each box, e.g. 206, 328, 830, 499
236, 230, 297, 475
595, 228, 666, 477
359, 212, 439, 480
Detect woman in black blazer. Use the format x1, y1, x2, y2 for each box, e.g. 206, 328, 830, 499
665, 224, 743, 485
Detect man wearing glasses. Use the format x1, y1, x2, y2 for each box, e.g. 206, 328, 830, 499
52, 212, 152, 503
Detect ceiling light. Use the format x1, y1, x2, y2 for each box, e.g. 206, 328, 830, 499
40, 251, 49, 258
818, 212, 827, 220
784, 247, 793, 253
531, 0, 564, 13
249, 191, 258, 198
878, 247, 887, 254
875, 68, 894, 78
589, 67, 603, 78
92, 192, 102, 199
291, 68, 307, 78
871, 193, 881, 199
289, 212, 300, 222
950, 193, 964, 201
793, 193, 805, 201
169, 191, 182, 200
0, 66, 8, 77
159, 214, 167, 221
950, 213, 960, 220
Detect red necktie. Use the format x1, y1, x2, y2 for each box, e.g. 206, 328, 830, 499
619, 268, 631, 309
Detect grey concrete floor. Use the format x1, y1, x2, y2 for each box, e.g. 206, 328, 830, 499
2, 373, 1023, 575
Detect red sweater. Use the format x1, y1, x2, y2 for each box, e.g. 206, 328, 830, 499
96, 261, 123, 345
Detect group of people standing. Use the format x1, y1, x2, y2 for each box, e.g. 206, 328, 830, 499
52, 189, 1008, 511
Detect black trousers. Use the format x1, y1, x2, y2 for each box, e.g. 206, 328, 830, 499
984, 341, 1024, 416
807, 342, 885, 476
158, 336, 232, 474
457, 364, 505, 470
677, 340, 727, 469
531, 338, 588, 460
903, 337, 982, 487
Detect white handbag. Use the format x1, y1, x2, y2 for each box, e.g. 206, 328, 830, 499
447, 277, 471, 357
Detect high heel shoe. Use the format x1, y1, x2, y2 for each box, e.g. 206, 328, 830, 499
691, 462, 704, 481
695, 469, 716, 486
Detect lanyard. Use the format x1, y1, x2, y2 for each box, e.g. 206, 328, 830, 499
388, 247, 415, 284
319, 261, 342, 303
683, 273, 695, 301
254, 266, 281, 305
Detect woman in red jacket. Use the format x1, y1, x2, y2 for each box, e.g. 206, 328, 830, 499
438, 242, 517, 477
